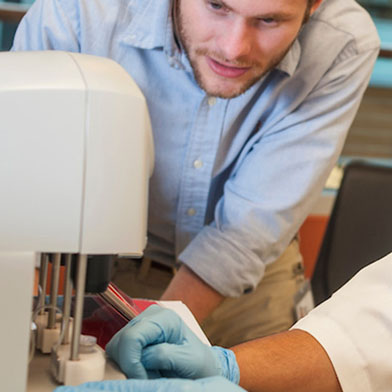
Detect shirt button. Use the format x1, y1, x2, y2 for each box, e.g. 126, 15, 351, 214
207, 96, 217, 106
187, 208, 196, 216
193, 159, 203, 169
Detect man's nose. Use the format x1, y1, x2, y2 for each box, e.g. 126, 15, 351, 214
218, 21, 253, 62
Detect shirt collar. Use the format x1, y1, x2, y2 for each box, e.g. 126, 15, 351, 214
274, 39, 301, 77
119, 0, 182, 62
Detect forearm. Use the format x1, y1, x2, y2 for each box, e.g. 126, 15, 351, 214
232, 329, 342, 392
160, 264, 224, 323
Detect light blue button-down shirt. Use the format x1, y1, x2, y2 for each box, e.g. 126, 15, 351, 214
12, 0, 380, 297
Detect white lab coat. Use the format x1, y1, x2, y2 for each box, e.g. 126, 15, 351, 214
293, 253, 392, 392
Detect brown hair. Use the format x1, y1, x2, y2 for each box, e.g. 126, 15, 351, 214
304, 0, 319, 23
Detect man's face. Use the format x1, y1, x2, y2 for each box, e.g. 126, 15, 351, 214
177, 0, 321, 99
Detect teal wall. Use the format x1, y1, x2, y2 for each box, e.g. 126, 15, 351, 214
371, 17, 392, 88
0, 0, 34, 50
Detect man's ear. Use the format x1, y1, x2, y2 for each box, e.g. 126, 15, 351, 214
309, 0, 323, 16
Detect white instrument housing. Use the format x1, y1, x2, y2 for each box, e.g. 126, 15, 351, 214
0, 51, 154, 255
0, 51, 154, 391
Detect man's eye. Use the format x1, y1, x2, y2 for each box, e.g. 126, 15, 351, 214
208, 1, 223, 10
256, 17, 279, 27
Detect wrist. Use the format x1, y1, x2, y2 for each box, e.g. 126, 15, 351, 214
211, 346, 240, 384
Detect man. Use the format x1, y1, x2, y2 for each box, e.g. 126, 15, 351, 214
13, 0, 379, 346
55, 252, 392, 392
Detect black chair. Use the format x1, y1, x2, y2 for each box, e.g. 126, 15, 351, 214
311, 160, 392, 305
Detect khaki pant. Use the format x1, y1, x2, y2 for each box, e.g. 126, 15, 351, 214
111, 239, 305, 348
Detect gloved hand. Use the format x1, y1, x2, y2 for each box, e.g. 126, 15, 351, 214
105, 305, 239, 383
54, 376, 246, 392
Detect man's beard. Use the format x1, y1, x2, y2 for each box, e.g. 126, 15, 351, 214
190, 47, 290, 99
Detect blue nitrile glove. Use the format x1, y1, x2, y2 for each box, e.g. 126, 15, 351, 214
105, 305, 239, 383
54, 376, 246, 392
